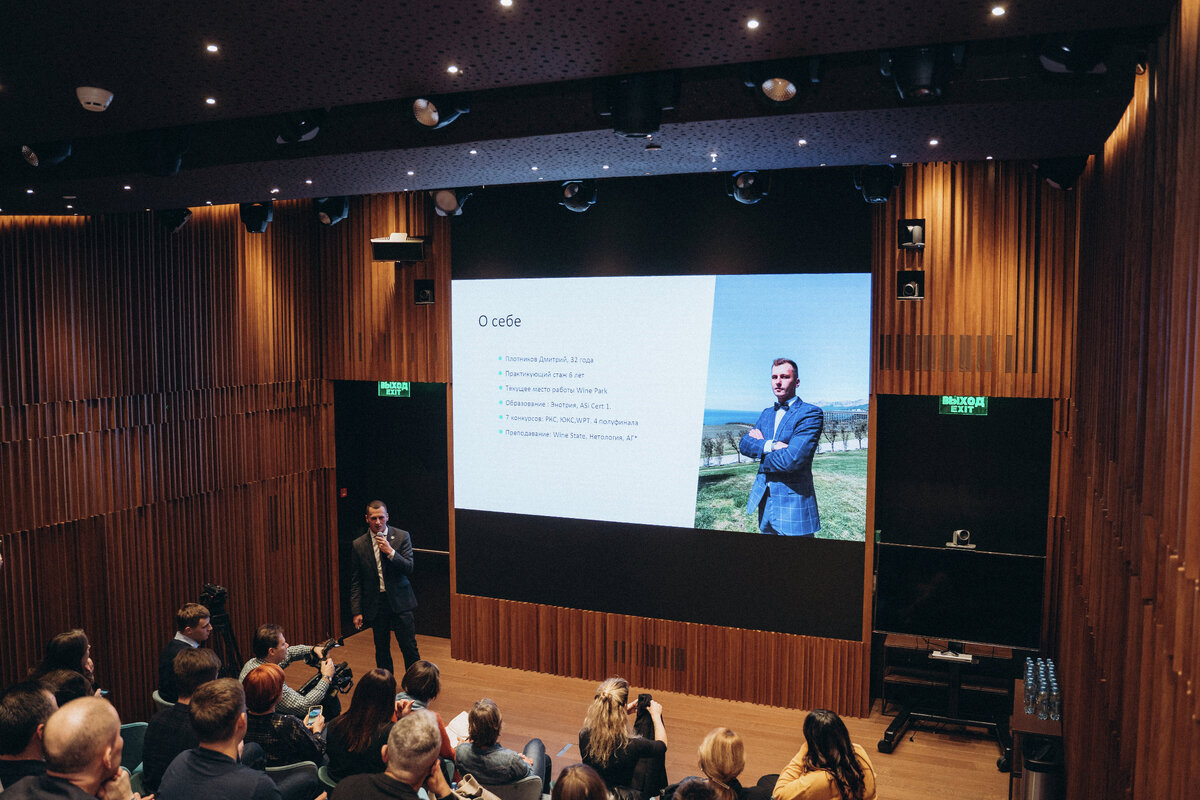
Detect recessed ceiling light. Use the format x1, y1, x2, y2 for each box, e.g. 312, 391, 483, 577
991, 6, 1006, 16
63, 195, 76, 199
929, 138, 939, 146
797, 139, 807, 147
305, 179, 313, 185
205, 97, 216, 105
986, 155, 994, 160
406, 170, 415, 176
123, 185, 132, 190
531, 166, 538, 171
469, 149, 478, 155
65, 204, 73, 209
206, 43, 219, 53
602, 164, 609, 170
819, 163, 826, 167
711, 166, 718, 171
447, 65, 460, 74
746, 19, 760, 29
25, 188, 33, 194
270, 187, 280, 194
890, 153, 898, 159
206, 200, 213, 205
500, 0, 513, 6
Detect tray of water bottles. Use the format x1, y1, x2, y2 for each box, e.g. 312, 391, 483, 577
1023, 657, 1061, 721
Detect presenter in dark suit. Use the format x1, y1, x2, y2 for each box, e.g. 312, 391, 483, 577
738, 358, 824, 536
351, 500, 421, 673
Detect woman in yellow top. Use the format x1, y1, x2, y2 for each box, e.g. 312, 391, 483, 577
773, 710, 877, 800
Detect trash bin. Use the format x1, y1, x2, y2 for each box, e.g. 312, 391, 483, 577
1022, 736, 1062, 800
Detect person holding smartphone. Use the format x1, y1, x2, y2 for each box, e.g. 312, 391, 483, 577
349, 500, 421, 674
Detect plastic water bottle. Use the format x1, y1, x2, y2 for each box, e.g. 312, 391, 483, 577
1049, 681, 1061, 721
1037, 683, 1049, 719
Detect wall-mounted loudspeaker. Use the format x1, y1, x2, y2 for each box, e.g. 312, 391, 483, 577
897, 270, 925, 300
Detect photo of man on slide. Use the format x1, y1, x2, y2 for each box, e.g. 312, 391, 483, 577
738, 358, 824, 535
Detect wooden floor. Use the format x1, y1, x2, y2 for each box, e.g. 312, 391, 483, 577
287, 634, 1010, 800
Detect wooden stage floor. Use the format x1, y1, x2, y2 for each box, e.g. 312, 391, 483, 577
285, 634, 1009, 800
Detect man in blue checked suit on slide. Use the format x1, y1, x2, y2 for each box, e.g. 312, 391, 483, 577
738, 358, 823, 535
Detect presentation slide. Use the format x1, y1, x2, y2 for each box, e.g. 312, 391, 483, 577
452, 273, 870, 539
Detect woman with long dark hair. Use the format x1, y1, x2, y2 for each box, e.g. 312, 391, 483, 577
578, 677, 667, 797
772, 710, 876, 800
29, 629, 99, 696
326, 668, 398, 780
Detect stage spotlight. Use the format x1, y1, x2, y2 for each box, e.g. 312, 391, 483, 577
412, 95, 470, 130
1038, 32, 1114, 75
158, 208, 192, 233
558, 181, 597, 213
314, 196, 349, 226
1036, 156, 1090, 190
854, 165, 901, 203
431, 188, 472, 216
142, 128, 192, 177
742, 58, 818, 109
239, 200, 274, 233
275, 109, 327, 143
726, 171, 769, 205
594, 71, 680, 138
21, 141, 72, 167
879, 45, 965, 102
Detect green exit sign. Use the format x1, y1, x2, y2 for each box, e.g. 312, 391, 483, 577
377, 381, 411, 398
940, 395, 988, 416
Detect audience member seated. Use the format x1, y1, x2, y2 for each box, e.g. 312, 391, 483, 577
395, 662, 455, 768
0, 696, 144, 800
158, 678, 281, 800
158, 603, 213, 703
771, 710, 876, 800
28, 630, 99, 694
673, 778, 718, 800
550, 764, 607, 800
142, 647, 222, 792
325, 668, 398, 781
243, 664, 328, 769
240, 624, 341, 720
38, 671, 94, 708
330, 710, 454, 800
455, 698, 551, 794
0, 681, 57, 787
663, 728, 769, 800
579, 677, 667, 800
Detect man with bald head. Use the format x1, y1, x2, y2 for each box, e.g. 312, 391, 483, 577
331, 710, 453, 800
1, 696, 142, 800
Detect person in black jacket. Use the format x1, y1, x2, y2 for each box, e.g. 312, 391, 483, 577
350, 501, 420, 674
157, 603, 213, 703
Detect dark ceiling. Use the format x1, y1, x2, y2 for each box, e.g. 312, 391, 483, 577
0, 0, 1170, 215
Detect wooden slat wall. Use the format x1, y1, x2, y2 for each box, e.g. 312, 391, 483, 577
1055, 0, 1200, 796
872, 159, 1078, 652
316, 193, 451, 383
450, 594, 869, 714
0, 202, 337, 722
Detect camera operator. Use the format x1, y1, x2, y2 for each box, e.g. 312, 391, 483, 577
239, 624, 341, 720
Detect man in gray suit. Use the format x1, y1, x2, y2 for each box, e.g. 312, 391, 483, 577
350, 500, 420, 674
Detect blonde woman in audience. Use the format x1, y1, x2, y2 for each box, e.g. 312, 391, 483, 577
578, 677, 667, 798
697, 728, 770, 800
772, 710, 876, 800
